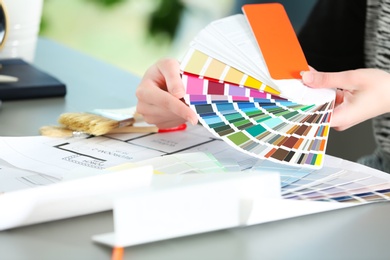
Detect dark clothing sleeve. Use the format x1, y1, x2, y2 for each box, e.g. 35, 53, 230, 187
298, 0, 367, 72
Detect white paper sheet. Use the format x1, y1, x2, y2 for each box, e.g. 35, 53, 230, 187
93, 171, 282, 247
0, 165, 153, 230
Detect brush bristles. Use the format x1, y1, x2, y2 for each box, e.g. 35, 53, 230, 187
58, 113, 123, 136
40, 126, 74, 137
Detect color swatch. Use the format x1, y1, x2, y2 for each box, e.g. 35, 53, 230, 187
242, 3, 309, 79
251, 159, 390, 204
182, 73, 333, 168
133, 152, 227, 175
180, 5, 336, 168
181, 48, 280, 95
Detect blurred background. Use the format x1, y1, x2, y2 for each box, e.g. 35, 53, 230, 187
40, 0, 234, 76
39, 0, 316, 76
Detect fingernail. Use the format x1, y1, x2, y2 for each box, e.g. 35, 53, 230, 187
187, 116, 198, 126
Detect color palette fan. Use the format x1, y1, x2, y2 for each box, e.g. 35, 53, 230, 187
180, 4, 336, 169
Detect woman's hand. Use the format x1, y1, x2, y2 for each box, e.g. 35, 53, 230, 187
302, 68, 390, 131
135, 58, 198, 129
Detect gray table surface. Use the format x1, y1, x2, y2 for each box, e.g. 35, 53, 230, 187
1, 38, 390, 260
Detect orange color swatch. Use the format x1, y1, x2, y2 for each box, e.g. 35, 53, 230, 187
242, 3, 309, 79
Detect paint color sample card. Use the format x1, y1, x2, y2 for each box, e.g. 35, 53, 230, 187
242, 3, 308, 79
180, 4, 335, 169
133, 152, 228, 175
251, 159, 390, 204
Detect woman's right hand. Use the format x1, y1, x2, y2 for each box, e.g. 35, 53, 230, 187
135, 58, 198, 129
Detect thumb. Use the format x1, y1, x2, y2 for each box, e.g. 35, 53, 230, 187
301, 70, 357, 91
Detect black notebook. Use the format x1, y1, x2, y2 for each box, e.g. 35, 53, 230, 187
0, 59, 66, 100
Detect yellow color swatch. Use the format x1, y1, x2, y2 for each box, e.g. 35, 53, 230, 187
182, 49, 280, 95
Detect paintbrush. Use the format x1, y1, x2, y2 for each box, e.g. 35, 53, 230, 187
39, 125, 90, 138
57, 112, 135, 136
40, 122, 187, 137
40, 107, 187, 137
